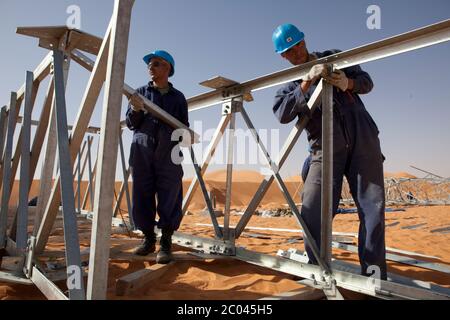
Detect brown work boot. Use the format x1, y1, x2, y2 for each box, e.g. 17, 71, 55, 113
133, 231, 156, 256
156, 229, 173, 264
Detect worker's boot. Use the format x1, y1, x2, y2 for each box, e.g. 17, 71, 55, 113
133, 230, 156, 256
156, 228, 173, 264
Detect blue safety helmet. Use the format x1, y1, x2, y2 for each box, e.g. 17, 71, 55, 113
143, 50, 175, 77
272, 24, 305, 54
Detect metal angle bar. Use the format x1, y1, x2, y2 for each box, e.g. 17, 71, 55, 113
114, 131, 134, 228
332, 242, 450, 274
0, 92, 18, 247
224, 108, 236, 241
31, 266, 68, 300
196, 223, 356, 238
52, 49, 85, 300
113, 132, 127, 217
9, 79, 41, 199
16, 71, 34, 250
73, 139, 87, 178
187, 19, 450, 111
77, 150, 81, 213
182, 114, 230, 214
9, 78, 42, 241
188, 146, 223, 238
81, 137, 98, 211
73, 140, 88, 212
320, 65, 333, 266
0, 106, 7, 169
283, 247, 450, 298
87, 0, 134, 300
73, 139, 91, 203
86, 136, 95, 210
165, 230, 234, 255
33, 92, 57, 237
234, 247, 449, 300
29, 76, 54, 191
0, 270, 33, 285
119, 132, 132, 221
82, 147, 98, 211
112, 173, 128, 217
16, 116, 101, 134
234, 81, 323, 238
409, 165, 443, 179
33, 94, 59, 240
239, 104, 329, 273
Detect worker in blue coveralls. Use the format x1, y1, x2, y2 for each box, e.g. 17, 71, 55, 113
272, 24, 387, 280
126, 50, 189, 264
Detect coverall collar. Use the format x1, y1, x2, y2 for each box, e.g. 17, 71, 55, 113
148, 81, 174, 93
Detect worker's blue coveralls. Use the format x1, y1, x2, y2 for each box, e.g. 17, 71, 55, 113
126, 82, 189, 235
273, 50, 387, 279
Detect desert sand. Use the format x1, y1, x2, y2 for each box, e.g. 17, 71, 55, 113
0, 170, 449, 300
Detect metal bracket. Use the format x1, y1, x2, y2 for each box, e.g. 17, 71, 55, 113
218, 227, 236, 246
222, 98, 243, 115
23, 236, 36, 278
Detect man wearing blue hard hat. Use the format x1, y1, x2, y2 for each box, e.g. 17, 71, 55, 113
272, 24, 387, 279
126, 50, 189, 264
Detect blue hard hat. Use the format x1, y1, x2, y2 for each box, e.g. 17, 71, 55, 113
272, 24, 305, 54
143, 50, 175, 77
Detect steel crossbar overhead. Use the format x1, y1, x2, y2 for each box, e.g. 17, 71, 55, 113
0, 3, 449, 301
186, 19, 450, 111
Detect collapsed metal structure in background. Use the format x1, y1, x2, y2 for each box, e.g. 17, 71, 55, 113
0, 0, 449, 300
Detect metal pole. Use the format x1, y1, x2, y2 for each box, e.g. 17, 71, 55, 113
33, 82, 58, 238
16, 71, 34, 250
320, 65, 334, 268
182, 114, 230, 214
0, 92, 17, 247
86, 136, 94, 210
0, 106, 8, 177
52, 49, 85, 299
117, 130, 134, 228
224, 100, 236, 241
73, 139, 91, 205
87, 0, 134, 300
189, 146, 223, 239
77, 150, 82, 214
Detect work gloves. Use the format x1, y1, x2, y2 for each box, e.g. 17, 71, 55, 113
304, 64, 349, 92
129, 92, 146, 112
303, 64, 327, 82
324, 69, 349, 92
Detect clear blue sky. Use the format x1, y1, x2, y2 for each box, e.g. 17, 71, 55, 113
1, 0, 449, 180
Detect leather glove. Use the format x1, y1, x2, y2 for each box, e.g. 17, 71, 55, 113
303, 64, 326, 81
324, 69, 349, 91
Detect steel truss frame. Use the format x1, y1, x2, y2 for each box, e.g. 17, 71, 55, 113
0, 3, 448, 299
